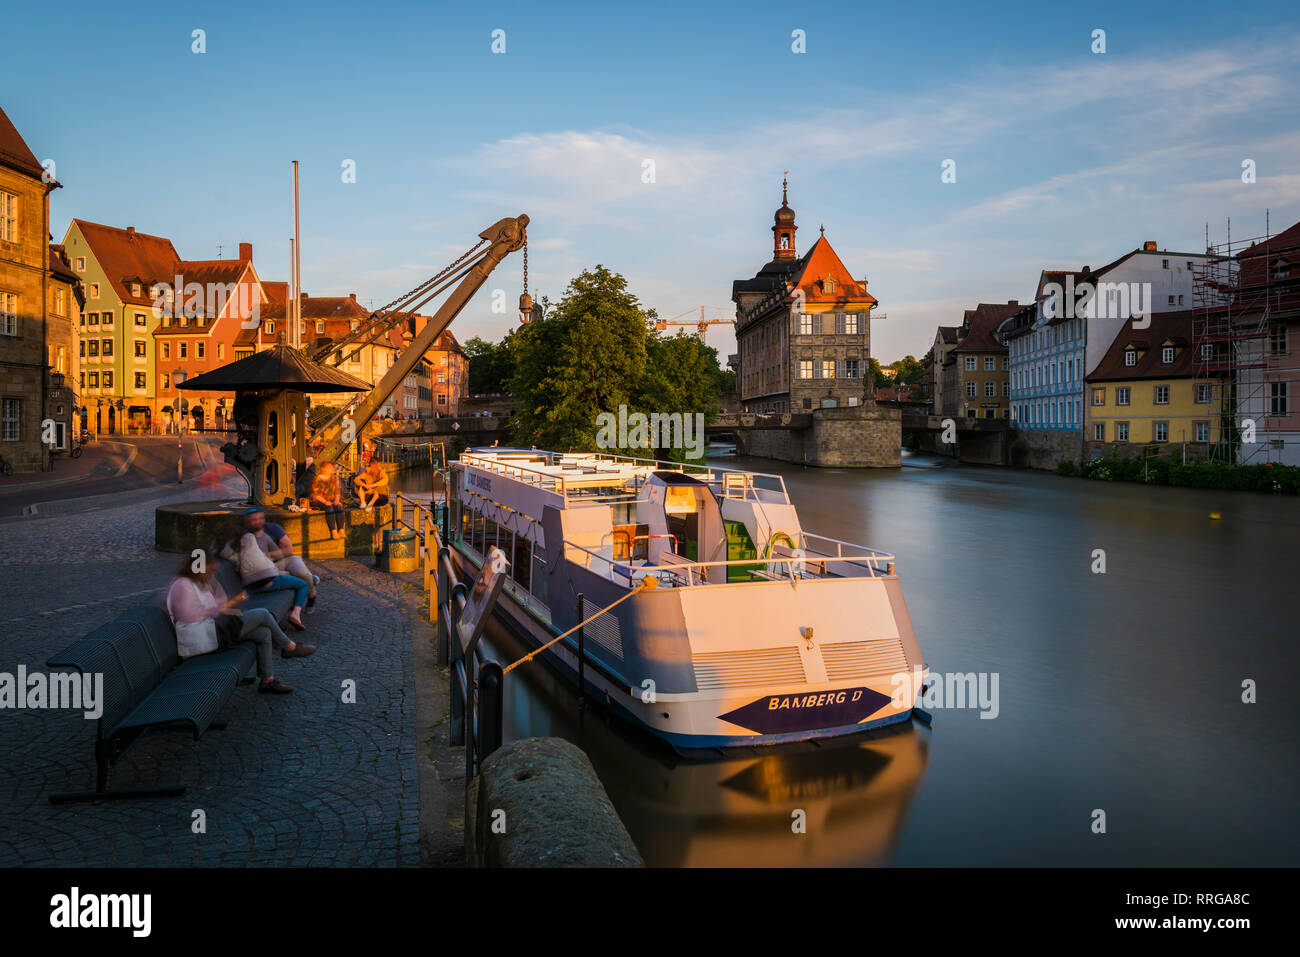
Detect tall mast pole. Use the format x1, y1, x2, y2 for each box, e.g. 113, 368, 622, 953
293, 160, 302, 348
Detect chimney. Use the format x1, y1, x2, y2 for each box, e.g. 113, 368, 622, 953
349, 293, 357, 301
1143, 240, 1158, 251
239, 242, 252, 262
126, 226, 135, 236
1008, 300, 1019, 306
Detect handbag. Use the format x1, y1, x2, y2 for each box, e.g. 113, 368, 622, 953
167, 580, 220, 659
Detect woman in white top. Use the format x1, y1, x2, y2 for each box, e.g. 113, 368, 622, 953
223, 528, 310, 631
166, 549, 315, 694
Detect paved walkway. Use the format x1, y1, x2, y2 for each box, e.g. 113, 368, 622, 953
0, 482, 425, 866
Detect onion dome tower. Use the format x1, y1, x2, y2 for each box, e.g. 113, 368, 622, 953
772, 176, 797, 261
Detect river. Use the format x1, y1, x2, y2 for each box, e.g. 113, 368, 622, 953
393, 453, 1300, 866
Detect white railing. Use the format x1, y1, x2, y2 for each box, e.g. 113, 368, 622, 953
561, 537, 896, 589
459, 448, 791, 506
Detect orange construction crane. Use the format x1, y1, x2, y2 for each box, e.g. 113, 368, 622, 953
653, 305, 736, 342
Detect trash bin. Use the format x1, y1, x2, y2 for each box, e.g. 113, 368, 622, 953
380, 528, 419, 573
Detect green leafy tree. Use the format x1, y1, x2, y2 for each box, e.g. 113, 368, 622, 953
464, 333, 518, 395
510, 266, 651, 451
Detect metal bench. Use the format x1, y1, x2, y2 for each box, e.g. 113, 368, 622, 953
44, 560, 293, 804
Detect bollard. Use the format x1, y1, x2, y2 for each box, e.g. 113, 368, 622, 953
478, 661, 504, 765
576, 593, 586, 713
436, 547, 450, 666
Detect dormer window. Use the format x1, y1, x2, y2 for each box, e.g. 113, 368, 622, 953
131, 283, 141, 297
823, 277, 835, 294
1124, 348, 1137, 367
1273, 258, 1292, 280
1161, 345, 1174, 364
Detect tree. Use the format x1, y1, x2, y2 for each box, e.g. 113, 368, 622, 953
507, 265, 731, 463
464, 333, 517, 395
889, 355, 925, 385
510, 266, 651, 451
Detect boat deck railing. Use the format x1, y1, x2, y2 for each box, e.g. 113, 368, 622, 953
458, 449, 791, 507
563, 535, 897, 589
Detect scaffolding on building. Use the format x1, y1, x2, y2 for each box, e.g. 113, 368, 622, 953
1192, 217, 1300, 464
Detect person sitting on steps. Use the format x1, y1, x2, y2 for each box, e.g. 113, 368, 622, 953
354, 461, 390, 510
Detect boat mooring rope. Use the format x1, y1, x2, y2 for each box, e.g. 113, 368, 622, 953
501, 576, 658, 675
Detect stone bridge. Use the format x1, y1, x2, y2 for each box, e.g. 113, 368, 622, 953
900, 413, 1012, 465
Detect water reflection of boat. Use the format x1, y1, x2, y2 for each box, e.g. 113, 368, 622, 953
480, 611, 929, 867
590, 725, 930, 867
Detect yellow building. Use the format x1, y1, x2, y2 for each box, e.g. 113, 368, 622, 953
1085, 309, 1224, 456
938, 302, 1021, 419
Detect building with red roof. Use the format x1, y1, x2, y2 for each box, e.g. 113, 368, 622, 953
731, 179, 878, 413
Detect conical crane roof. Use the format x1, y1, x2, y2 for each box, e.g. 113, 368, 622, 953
176, 343, 370, 393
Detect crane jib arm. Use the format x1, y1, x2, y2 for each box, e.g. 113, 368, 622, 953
315, 214, 528, 465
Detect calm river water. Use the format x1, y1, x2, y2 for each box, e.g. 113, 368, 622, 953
394, 453, 1300, 866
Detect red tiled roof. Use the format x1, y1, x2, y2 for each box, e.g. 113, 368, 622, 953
48, 245, 78, 283
951, 302, 1020, 354
0, 106, 44, 179
72, 220, 181, 306
1086, 309, 1211, 381
788, 236, 877, 307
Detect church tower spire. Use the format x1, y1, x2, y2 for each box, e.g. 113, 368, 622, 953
772, 174, 797, 261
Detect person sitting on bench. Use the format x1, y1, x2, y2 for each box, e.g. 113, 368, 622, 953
222, 524, 310, 631
354, 461, 390, 509
238, 506, 320, 609
166, 550, 315, 695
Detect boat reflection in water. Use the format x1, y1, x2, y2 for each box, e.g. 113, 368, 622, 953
484, 616, 930, 867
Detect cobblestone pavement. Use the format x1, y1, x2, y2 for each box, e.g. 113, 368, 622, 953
0, 481, 422, 866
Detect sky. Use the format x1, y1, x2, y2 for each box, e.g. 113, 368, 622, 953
5, 0, 1300, 363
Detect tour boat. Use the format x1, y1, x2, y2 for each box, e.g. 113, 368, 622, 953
447, 448, 928, 750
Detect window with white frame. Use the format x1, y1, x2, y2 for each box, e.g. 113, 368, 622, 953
1161, 345, 1174, 363
1092, 387, 1105, 406
1117, 387, 1130, 406
844, 358, 859, 378
821, 359, 835, 379
843, 313, 859, 335
1154, 385, 1169, 405
1195, 383, 1210, 403
1094, 423, 1105, 441
984, 357, 995, 371
966, 381, 976, 398
0, 191, 17, 242
76, 256, 86, 272
1154, 422, 1168, 442
984, 381, 995, 397
1002, 381, 1010, 397
1195, 422, 1210, 442
1124, 349, 1136, 367
1117, 421, 1129, 442
965, 356, 976, 371
0, 291, 16, 336
798, 360, 812, 379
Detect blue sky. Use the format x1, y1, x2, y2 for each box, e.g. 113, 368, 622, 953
6, 0, 1299, 361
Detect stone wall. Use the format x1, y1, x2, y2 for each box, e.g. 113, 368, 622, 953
736, 403, 901, 467
1012, 429, 1083, 470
